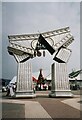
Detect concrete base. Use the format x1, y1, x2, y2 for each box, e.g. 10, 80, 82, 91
49, 90, 73, 98
12, 90, 36, 98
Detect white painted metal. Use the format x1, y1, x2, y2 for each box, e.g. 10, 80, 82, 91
16, 61, 36, 97
17, 62, 32, 91
14, 54, 30, 63
53, 33, 74, 51
8, 27, 70, 41
8, 27, 74, 58
54, 48, 72, 63
7, 26, 74, 98
49, 62, 73, 97
9, 42, 34, 55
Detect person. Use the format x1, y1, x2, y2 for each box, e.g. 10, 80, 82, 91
6, 82, 16, 97
13, 82, 17, 92
9, 84, 15, 97
6, 84, 10, 96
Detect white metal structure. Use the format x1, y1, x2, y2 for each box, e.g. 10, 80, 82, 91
7, 26, 74, 97
8, 27, 74, 62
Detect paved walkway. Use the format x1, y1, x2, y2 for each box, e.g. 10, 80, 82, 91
1, 95, 81, 119
1, 91, 82, 119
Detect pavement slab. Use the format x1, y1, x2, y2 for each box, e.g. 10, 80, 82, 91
61, 98, 80, 111
2, 102, 25, 118
25, 101, 52, 118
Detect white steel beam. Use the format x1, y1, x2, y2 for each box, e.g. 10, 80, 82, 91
8, 42, 34, 56
53, 33, 74, 51
8, 27, 70, 41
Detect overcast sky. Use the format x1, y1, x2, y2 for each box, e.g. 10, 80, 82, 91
0, 2, 2, 79
2, 2, 80, 80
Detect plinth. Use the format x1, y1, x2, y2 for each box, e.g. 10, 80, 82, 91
49, 62, 73, 97
15, 61, 36, 98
